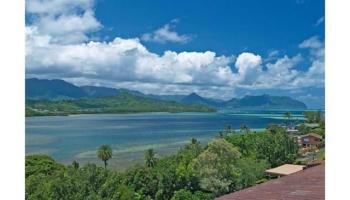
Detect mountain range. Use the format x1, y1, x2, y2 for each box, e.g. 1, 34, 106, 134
26, 78, 307, 110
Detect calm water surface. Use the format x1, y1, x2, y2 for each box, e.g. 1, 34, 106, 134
25, 111, 304, 169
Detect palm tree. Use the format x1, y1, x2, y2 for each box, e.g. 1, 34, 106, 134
284, 112, 292, 128
240, 124, 250, 134
190, 138, 198, 145
144, 148, 157, 168
72, 160, 79, 169
97, 145, 113, 169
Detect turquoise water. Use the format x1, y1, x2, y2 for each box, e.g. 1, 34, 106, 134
25, 111, 304, 168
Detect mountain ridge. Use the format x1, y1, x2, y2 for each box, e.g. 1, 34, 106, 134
26, 78, 307, 110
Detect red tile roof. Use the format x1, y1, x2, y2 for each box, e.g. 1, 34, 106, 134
216, 162, 325, 200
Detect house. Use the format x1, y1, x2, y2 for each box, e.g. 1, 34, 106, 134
216, 162, 325, 200
297, 133, 323, 148
265, 164, 305, 177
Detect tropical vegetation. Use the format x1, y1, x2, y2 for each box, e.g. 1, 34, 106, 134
26, 124, 300, 200
26, 92, 215, 117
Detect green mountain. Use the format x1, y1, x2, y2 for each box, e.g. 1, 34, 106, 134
224, 94, 307, 110
26, 78, 86, 100
80, 86, 120, 97
26, 92, 215, 117
179, 93, 223, 108
26, 78, 307, 113
26, 78, 141, 100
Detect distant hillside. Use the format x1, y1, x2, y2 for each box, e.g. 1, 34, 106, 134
26, 78, 142, 100
179, 93, 222, 108
26, 93, 215, 117
156, 93, 306, 110
80, 86, 120, 97
26, 78, 307, 111
224, 94, 307, 110
26, 78, 86, 100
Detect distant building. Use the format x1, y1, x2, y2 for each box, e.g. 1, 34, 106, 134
304, 123, 320, 129
297, 133, 323, 148
286, 128, 300, 134
216, 162, 325, 200
265, 164, 305, 177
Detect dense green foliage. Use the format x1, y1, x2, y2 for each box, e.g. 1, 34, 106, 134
293, 111, 325, 137
304, 111, 324, 124
26, 93, 215, 117
224, 127, 299, 167
26, 125, 299, 200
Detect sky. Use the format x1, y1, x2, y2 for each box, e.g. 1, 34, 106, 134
25, 0, 325, 108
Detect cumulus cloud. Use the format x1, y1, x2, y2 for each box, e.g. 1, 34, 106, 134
141, 20, 192, 44
26, 0, 101, 44
234, 53, 262, 84
25, 0, 324, 100
26, 27, 235, 87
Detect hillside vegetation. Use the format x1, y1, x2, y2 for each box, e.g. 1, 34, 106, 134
26, 92, 215, 117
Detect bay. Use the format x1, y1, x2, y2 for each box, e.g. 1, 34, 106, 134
25, 111, 304, 169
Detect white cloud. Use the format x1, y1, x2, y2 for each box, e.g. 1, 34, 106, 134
25, 0, 324, 100
26, 0, 101, 44
315, 16, 325, 26
141, 20, 192, 44
299, 36, 323, 49
26, 30, 236, 87
234, 53, 262, 84
293, 36, 325, 86
26, 0, 94, 14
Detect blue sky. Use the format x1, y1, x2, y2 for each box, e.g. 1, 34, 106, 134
95, 0, 324, 58
25, 0, 325, 108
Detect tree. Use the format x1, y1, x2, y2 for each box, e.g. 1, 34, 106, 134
240, 124, 250, 134
25, 155, 65, 178
170, 189, 212, 200
144, 148, 157, 168
192, 139, 241, 195
234, 158, 269, 190
218, 125, 236, 138
97, 145, 113, 169
190, 138, 198, 145
225, 130, 299, 168
304, 111, 324, 123
116, 185, 137, 200
72, 160, 79, 169
283, 112, 292, 127
266, 124, 285, 134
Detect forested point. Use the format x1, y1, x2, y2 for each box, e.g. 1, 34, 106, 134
25, 92, 215, 117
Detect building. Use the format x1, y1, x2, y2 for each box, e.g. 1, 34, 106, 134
286, 128, 300, 135
265, 164, 305, 177
304, 123, 320, 129
297, 133, 323, 148
216, 162, 325, 200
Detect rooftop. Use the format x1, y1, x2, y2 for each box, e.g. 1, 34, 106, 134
300, 133, 323, 140
216, 162, 324, 200
265, 164, 305, 176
